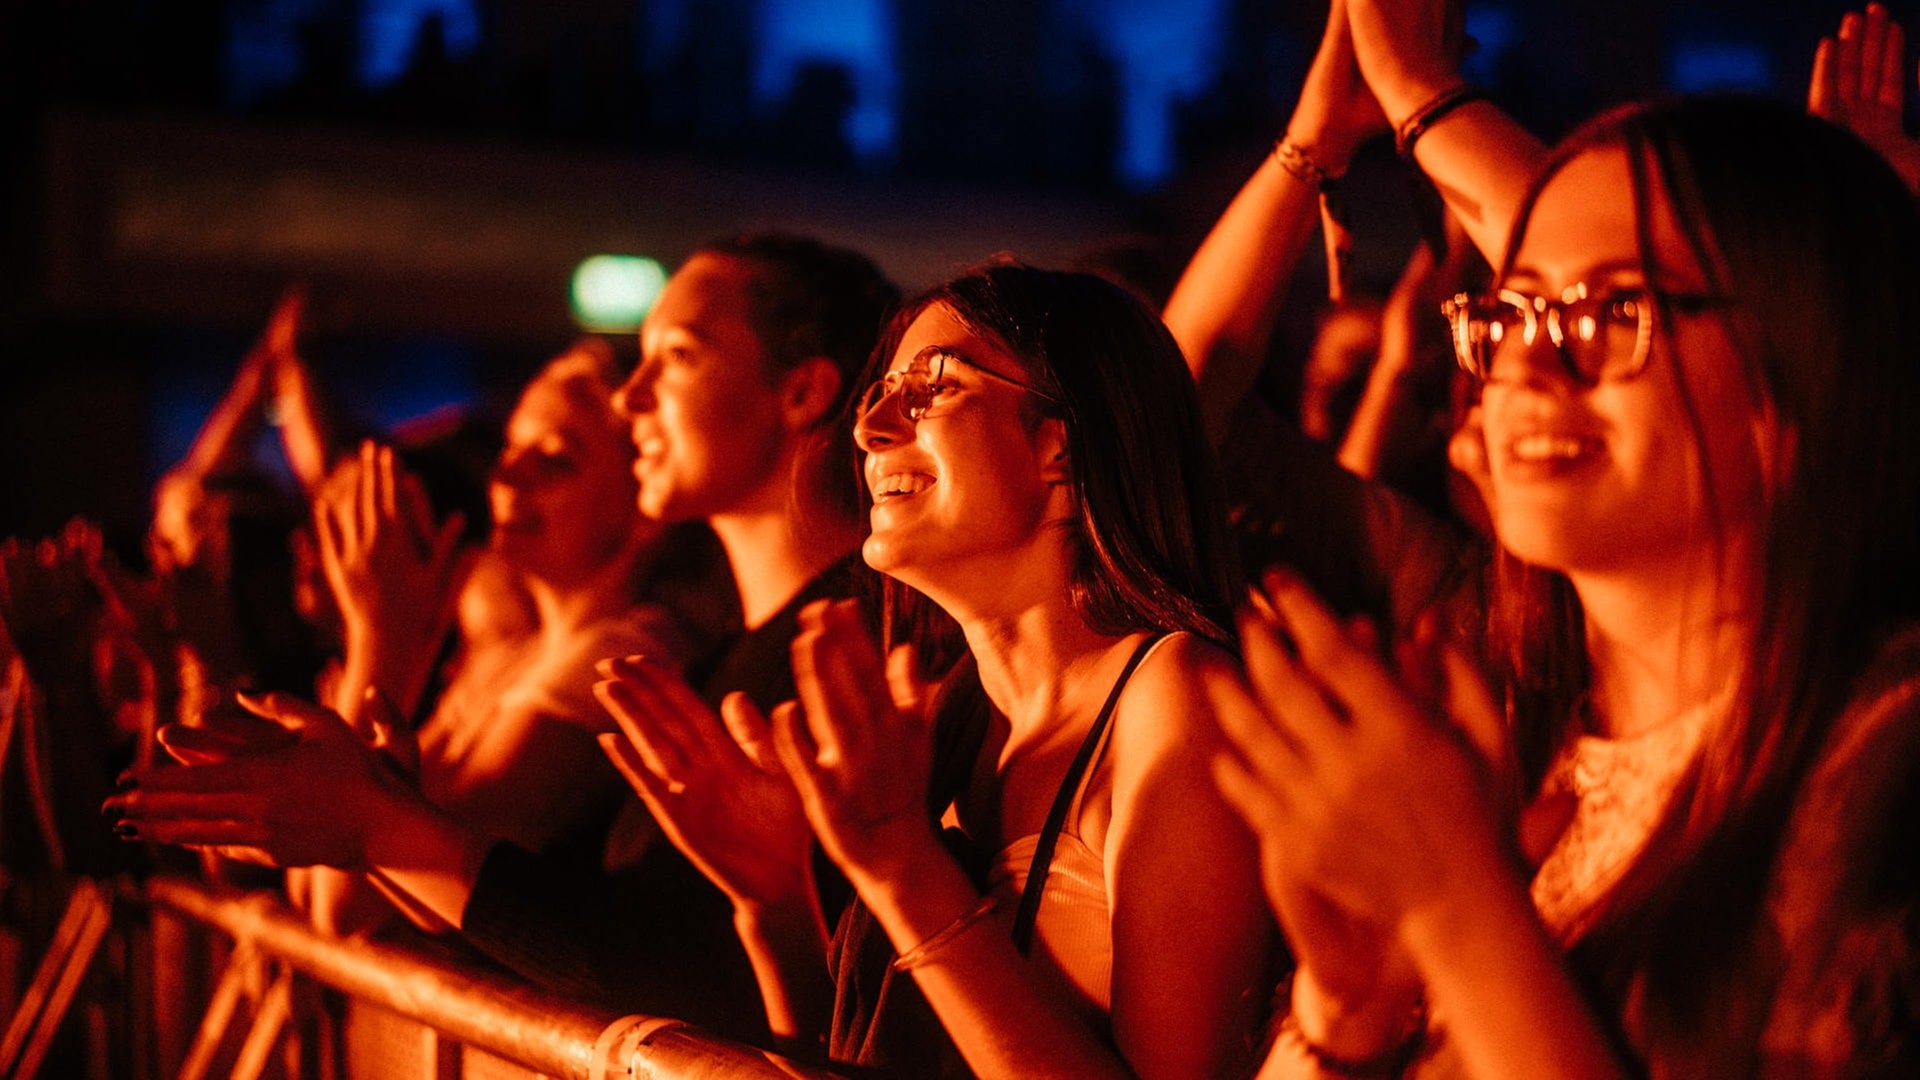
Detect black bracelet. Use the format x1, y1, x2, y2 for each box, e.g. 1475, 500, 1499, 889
1395, 83, 1488, 161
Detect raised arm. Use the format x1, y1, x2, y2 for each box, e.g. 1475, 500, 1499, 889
1163, 0, 1386, 446
260, 286, 341, 496
1347, 0, 1547, 266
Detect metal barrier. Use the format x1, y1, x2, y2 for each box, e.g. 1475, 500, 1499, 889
3, 875, 835, 1080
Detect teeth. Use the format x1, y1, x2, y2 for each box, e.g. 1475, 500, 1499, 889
875, 472, 932, 497
1511, 434, 1594, 462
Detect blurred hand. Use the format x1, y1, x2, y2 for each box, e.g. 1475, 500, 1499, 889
105, 690, 418, 868
1213, 568, 1516, 936
315, 441, 465, 717
1810, 4, 1920, 194
594, 654, 815, 907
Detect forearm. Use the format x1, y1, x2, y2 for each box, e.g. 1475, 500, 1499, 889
1164, 149, 1327, 446
1375, 73, 1545, 267
273, 357, 337, 496
732, 895, 833, 1050
360, 792, 489, 931
1400, 868, 1627, 1080
847, 833, 1128, 1080
1334, 320, 1424, 480
333, 621, 444, 723
180, 350, 271, 477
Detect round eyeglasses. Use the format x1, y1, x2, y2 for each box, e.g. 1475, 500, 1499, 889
1442, 284, 1726, 385
857, 347, 1058, 422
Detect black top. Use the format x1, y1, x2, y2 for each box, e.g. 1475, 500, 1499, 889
458, 553, 869, 1042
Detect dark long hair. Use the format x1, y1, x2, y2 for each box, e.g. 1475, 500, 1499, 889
1486, 97, 1920, 1070
865, 260, 1241, 670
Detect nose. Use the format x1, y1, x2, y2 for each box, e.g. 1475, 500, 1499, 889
613, 356, 659, 417
491, 445, 533, 491
1490, 316, 1580, 392
853, 383, 910, 453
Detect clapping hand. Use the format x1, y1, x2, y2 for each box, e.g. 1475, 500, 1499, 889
105, 690, 418, 868
773, 599, 936, 885
594, 655, 816, 907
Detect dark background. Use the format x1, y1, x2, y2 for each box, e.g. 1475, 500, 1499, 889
0, 0, 1893, 550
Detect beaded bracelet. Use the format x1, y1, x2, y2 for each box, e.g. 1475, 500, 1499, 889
1394, 83, 1488, 161
891, 895, 1002, 972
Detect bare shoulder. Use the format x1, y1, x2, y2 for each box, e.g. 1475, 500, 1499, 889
1105, 632, 1254, 776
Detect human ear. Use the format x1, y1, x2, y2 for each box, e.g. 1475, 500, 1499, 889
1037, 418, 1071, 484
779, 357, 844, 431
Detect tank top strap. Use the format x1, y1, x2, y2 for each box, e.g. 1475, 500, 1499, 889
1011, 630, 1172, 954
1063, 631, 1183, 832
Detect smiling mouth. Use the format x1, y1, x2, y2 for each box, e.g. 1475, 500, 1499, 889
871, 472, 933, 500
633, 435, 666, 467
1508, 434, 1602, 464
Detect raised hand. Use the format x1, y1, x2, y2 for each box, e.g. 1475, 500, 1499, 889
772, 599, 936, 883
1345, 0, 1467, 124
1289, 0, 1390, 170
1810, 4, 1920, 194
594, 655, 815, 908
105, 690, 418, 868
316, 441, 465, 722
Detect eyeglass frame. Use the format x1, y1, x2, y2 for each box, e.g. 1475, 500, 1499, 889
856, 346, 1060, 423
1441, 283, 1728, 386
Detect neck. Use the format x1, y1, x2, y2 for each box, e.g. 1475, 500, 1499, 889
1570, 549, 1757, 740
929, 541, 1128, 738
710, 505, 861, 630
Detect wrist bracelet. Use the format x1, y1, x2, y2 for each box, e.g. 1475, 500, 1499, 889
1273, 138, 1341, 191
1395, 83, 1487, 161
1274, 138, 1354, 302
891, 895, 1001, 971
1275, 1007, 1430, 1078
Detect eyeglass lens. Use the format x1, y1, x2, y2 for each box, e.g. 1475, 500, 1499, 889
1454, 289, 1651, 383
858, 349, 946, 421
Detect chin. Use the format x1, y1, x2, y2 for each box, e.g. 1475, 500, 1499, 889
860, 532, 930, 586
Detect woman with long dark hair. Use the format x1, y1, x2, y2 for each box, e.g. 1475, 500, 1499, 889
602, 262, 1278, 1077
1215, 4, 1920, 1073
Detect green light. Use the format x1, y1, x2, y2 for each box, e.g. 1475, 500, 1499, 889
570, 255, 667, 332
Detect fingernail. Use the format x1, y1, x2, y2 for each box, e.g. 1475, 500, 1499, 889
1260, 567, 1294, 597
113, 822, 140, 840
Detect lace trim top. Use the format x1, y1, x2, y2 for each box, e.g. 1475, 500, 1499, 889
1529, 691, 1726, 944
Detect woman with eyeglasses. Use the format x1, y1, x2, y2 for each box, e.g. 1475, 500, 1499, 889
1214, 2, 1920, 1076
608, 261, 1278, 1077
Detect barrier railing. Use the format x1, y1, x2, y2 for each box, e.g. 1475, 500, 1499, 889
4, 874, 833, 1080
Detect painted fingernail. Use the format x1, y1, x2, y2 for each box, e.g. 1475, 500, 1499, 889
112, 822, 140, 840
